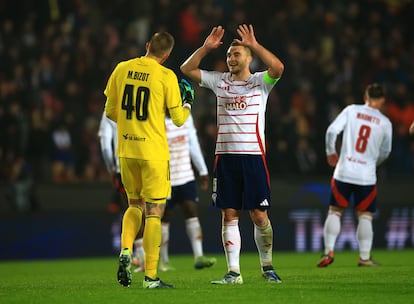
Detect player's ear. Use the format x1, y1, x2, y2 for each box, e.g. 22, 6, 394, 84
160, 52, 170, 64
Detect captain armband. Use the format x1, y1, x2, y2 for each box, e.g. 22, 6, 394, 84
263, 72, 280, 85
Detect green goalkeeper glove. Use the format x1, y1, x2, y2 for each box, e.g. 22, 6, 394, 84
179, 78, 195, 107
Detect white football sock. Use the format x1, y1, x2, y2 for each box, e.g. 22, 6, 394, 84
323, 210, 341, 254
133, 238, 145, 263
185, 217, 203, 260
357, 215, 373, 260
160, 222, 170, 264
254, 220, 273, 267
222, 219, 241, 273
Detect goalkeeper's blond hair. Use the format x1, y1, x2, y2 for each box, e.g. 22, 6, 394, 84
148, 32, 175, 58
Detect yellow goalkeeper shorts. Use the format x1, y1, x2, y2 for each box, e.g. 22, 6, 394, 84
119, 157, 170, 203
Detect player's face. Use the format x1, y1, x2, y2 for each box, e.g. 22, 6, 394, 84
226, 45, 251, 75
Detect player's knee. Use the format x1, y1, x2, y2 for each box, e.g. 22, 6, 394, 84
358, 211, 373, 221
222, 208, 239, 221
249, 209, 269, 226
328, 206, 344, 217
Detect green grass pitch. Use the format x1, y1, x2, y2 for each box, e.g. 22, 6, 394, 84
0, 249, 413, 304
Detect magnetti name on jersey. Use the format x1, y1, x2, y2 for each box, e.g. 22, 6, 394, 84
356, 112, 380, 125
127, 70, 150, 81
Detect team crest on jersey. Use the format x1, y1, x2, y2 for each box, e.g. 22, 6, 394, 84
225, 96, 247, 111
218, 84, 229, 91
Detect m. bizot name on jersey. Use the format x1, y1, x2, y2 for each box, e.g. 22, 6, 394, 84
225, 96, 247, 111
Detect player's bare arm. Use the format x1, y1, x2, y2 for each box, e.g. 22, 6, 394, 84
409, 121, 414, 135
234, 24, 284, 79
199, 175, 209, 191
203, 25, 225, 50
180, 26, 225, 83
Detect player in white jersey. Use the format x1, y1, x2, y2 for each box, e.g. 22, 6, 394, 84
181, 24, 284, 284
160, 114, 216, 271
98, 112, 127, 209
134, 114, 216, 271
317, 83, 392, 268
409, 121, 414, 134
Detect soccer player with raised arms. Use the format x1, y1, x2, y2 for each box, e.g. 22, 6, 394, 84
104, 31, 194, 288
181, 24, 284, 284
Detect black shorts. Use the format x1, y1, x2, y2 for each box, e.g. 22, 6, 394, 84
212, 154, 271, 210
330, 178, 377, 213
166, 180, 198, 210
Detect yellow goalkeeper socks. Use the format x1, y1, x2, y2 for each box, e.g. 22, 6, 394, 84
121, 206, 143, 253
143, 215, 162, 279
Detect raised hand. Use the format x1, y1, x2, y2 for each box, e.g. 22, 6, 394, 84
234, 24, 258, 48
203, 26, 225, 51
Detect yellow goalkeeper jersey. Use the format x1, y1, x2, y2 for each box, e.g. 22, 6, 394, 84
104, 56, 189, 160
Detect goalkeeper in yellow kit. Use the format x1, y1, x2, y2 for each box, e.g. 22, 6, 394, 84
104, 31, 194, 289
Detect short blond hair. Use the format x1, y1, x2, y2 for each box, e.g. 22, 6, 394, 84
148, 32, 175, 58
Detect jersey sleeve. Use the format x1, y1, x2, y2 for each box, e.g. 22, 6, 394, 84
165, 71, 181, 110
187, 116, 208, 176
377, 120, 393, 166
200, 70, 223, 94
166, 70, 191, 126
98, 113, 117, 173
325, 106, 350, 155
104, 64, 120, 122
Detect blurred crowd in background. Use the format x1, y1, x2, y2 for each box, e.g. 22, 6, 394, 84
1, 0, 414, 211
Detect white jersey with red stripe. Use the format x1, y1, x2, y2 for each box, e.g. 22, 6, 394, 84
200, 70, 277, 155
166, 115, 208, 187
326, 104, 392, 185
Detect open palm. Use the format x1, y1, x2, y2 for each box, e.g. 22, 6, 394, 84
234, 24, 257, 48
203, 26, 225, 50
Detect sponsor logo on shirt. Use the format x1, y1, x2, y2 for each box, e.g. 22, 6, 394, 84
122, 133, 146, 141
346, 156, 367, 164
225, 96, 247, 111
